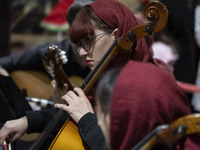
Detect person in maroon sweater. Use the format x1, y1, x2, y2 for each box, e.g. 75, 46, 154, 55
96, 60, 200, 150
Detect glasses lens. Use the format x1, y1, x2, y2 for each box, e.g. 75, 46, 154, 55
75, 33, 107, 53
82, 39, 92, 51
75, 39, 92, 53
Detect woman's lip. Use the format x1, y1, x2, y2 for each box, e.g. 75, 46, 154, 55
86, 60, 93, 65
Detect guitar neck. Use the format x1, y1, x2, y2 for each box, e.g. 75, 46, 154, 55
54, 67, 73, 90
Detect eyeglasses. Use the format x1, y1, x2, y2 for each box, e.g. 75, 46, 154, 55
75, 32, 108, 53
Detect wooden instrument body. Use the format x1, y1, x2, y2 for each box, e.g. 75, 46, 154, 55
49, 119, 86, 150
11, 70, 52, 100
132, 114, 200, 150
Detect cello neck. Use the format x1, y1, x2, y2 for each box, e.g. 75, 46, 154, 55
81, 39, 120, 94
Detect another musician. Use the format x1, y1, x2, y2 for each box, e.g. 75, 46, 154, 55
0, 67, 32, 150
96, 60, 200, 150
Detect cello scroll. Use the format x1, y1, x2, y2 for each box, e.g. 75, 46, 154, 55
117, 1, 168, 51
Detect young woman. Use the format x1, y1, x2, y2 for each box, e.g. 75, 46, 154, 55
54, 0, 170, 131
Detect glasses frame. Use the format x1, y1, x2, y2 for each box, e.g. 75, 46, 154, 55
75, 32, 109, 53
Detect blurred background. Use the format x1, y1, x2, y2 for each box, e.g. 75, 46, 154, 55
0, 0, 62, 56
0, 0, 138, 55
0, 0, 143, 56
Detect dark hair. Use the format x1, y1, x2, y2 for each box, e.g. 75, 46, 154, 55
69, 6, 113, 43
67, 3, 84, 26
66, 0, 96, 26
67, 0, 96, 25
95, 68, 121, 115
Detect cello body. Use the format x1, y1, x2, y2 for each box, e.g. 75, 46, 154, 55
48, 119, 87, 150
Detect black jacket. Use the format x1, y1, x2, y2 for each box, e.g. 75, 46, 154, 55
0, 38, 90, 78
0, 75, 32, 128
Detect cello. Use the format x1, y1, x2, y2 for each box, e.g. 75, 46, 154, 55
29, 1, 169, 149
132, 113, 200, 150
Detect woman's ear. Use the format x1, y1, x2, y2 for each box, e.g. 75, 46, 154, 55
112, 28, 118, 39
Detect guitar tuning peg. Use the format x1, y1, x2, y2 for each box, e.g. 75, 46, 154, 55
61, 55, 66, 59
51, 45, 57, 48
59, 50, 68, 64
60, 50, 66, 55
62, 57, 68, 64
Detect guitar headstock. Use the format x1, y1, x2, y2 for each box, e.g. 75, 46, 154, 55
43, 45, 68, 79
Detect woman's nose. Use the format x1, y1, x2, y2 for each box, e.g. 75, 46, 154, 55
79, 47, 90, 56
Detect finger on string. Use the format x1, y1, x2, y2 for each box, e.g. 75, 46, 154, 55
62, 94, 73, 105
73, 88, 87, 99
66, 90, 79, 100
55, 103, 69, 112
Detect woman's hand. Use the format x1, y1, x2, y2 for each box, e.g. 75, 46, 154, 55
51, 80, 69, 104
54, 87, 94, 124
0, 116, 28, 146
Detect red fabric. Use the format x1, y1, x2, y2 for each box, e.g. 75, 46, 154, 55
40, 0, 74, 31
110, 61, 199, 150
89, 0, 152, 63
141, 0, 149, 6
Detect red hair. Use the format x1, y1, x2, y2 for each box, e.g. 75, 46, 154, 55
69, 6, 113, 43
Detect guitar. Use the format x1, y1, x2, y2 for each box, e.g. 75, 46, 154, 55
10, 70, 53, 101
132, 113, 200, 150
9, 71, 53, 144
43, 45, 83, 89
30, 45, 86, 150
43, 45, 73, 90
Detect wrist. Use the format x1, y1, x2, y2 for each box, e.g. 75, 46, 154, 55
22, 116, 28, 131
